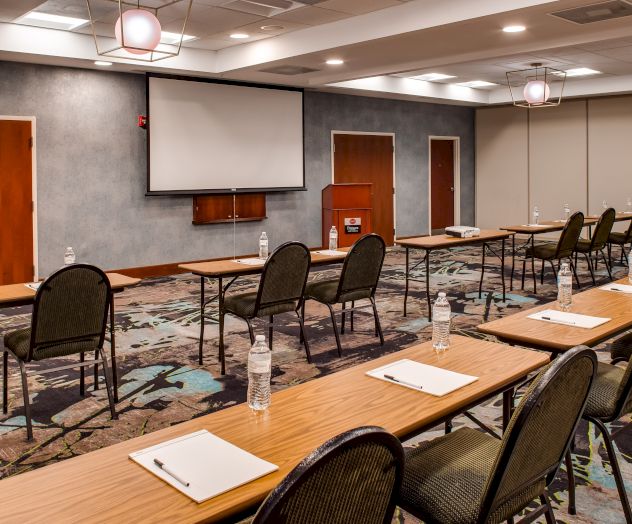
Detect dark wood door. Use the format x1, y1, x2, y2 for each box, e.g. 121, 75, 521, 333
333, 134, 394, 245
430, 139, 455, 231
0, 120, 34, 285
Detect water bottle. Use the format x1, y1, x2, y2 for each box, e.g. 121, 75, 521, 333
432, 292, 451, 352
64, 247, 76, 266
259, 232, 268, 259
247, 335, 271, 411
329, 226, 338, 251
533, 206, 540, 225
627, 197, 631, 213
602, 199, 608, 210
563, 203, 570, 221
558, 263, 572, 312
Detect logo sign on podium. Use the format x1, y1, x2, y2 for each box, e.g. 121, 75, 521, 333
344, 217, 362, 234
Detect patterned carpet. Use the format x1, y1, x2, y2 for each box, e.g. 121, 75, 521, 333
0, 244, 630, 523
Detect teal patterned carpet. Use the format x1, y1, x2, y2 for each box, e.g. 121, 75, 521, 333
0, 245, 630, 523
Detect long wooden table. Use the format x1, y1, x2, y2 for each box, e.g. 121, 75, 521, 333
0, 335, 548, 524
179, 249, 349, 374
396, 230, 513, 320
477, 277, 632, 353
0, 273, 141, 401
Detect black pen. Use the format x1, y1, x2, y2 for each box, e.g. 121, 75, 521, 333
542, 316, 576, 325
384, 374, 423, 390
154, 458, 190, 487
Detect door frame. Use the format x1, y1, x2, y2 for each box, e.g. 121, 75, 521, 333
331, 130, 397, 237
0, 116, 38, 280
428, 136, 461, 235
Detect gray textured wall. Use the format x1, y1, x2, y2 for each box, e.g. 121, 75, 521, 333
0, 61, 474, 276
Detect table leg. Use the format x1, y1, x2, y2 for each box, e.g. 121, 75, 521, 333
503, 387, 514, 431
109, 295, 118, 403
218, 277, 225, 375
426, 250, 432, 322
198, 277, 205, 365
510, 234, 515, 291
478, 243, 486, 299
531, 235, 537, 294
404, 247, 410, 317
501, 238, 506, 302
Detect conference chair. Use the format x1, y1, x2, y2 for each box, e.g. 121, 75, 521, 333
566, 339, 632, 522
607, 218, 632, 267
522, 211, 584, 293
219, 242, 311, 375
2, 264, 117, 441
574, 207, 616, 285
302, 234, 385, 357
397, 346, 596, 524
251, 426, 404, 524
611, 332, 632, 365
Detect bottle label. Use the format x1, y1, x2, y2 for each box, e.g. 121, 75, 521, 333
249, 358, 271, 373
559, 275, 572, 287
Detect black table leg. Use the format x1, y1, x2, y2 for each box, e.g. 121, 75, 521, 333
501, 237, 506, 302
404, 247, 409, 317
198, 276, 205, 365
478, 243, 486, 299
218, 277, 225, 375
426, 250, 432, 321
109, 295, 118, 403
531, 235, 537, 293
510, 234, 515, 291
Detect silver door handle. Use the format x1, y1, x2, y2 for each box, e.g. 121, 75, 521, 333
450, 187, 455, 192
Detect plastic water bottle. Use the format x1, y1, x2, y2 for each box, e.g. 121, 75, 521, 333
558, 263, 572, 312
259, 232, 268, 259
533, 206, 540, 225
247, 335, 271, 411
602, 199, 608, 210
432, 292, 451, 351
64, 247, 76, 266
627, 197, 632, 213
563, 203, 570, 221
329, 226, 338, 251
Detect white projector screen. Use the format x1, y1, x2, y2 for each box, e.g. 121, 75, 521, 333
147, 76, 304, 194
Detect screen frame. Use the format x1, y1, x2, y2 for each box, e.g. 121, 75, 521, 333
145, 73, 306, 196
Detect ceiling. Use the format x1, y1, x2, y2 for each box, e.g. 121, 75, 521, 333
2, 0, 632, 105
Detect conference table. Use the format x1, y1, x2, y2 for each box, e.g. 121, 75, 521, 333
396, 230, 513, 321
0, 335, 548, 524
179, 249, 349, 374
477, 277, 632, 353
0, 273, 141, 402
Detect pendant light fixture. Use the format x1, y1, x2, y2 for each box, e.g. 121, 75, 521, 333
86, 0, 192, 62
506, 63, 566, 108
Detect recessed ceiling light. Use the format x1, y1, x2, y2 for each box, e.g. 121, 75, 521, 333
230, 33, 250, 39
565, 67, 601, 77
326, 59, 344, 65
503, 25, 526, 33
457, 80, 499, 88
161, 31, 196, 44
94, 61, 113, 67
260, 24, 285, 31
20, 11, 88, 31
410, 73, 456, 82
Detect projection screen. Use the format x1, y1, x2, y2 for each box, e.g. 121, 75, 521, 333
147, 75, 304, 194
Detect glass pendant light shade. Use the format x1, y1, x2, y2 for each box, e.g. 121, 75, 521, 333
114, 9, 162, 55
523, 80, 550, 104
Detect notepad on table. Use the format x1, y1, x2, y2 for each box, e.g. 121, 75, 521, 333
314, 250, 347, 256
522, 224, 549, 228
600, 283, 632, 294
129, 430, 278, 503
24, 282, 41, 291
366, 359, 478, 397
527, 309, 610, 329
235, 258, 266, 266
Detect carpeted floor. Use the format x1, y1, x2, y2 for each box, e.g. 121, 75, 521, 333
0, 245, 630, 523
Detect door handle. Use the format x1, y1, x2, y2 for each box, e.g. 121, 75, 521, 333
450, 187, 455, 192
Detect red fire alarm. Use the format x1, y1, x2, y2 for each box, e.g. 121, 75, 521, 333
138, 115, 148, 129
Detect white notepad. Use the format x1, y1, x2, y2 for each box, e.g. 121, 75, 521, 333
366, 359, 478, 397
527, 309, 610, 329
600, 283, 632, 294
522, 224, 549, 228
314, 250, 347, 256
24, 282, 40, 291
129, 430, 278, 503
235, 258, 266, 266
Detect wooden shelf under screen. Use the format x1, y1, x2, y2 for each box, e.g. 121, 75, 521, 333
192, 193, 267, 225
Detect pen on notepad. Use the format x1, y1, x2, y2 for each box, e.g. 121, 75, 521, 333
154, 458, 190, 487
384, 374, 423, 390
541, 316, 576, 326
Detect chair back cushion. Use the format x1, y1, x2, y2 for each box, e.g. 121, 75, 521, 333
556, 211, 584, 258
256, 242, 310, 313
337, 234, 386, 299
30, 264, 111, 361
479, 346, 597, 522
252, 426, 404, 524
591, 208, 616, 250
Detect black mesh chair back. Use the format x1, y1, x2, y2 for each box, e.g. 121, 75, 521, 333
590, 208, 616, 251
252, 426, 404, 524
255, 242, 311, 314
29, 264, 111, 362
336, 234, 386, 300
555, 211, 584, 259
479, 346, 597, 522
612, 361, 632, 422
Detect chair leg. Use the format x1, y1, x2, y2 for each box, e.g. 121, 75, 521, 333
370, 297, 384, 345
521, 258, 527, 291
326, 304, 343, 357
98, 348, 117, 420
93, 349, 99, 391
350, 301, 354, 332
246, 319, 255, 345
218, 310, 226, 375
565, 450, 576, 515
540, 258, 545, 285
2, 350, 8, 415
341, 302, 346, 335
584, 253, 596, 286
80, 351, 85, 397
17, 361, 32, 441
296, 311, 312, 364
608, 243, 613, 268
591, 417, 632, 523
549, 260, 558, 281
268, 315, 273, 350
299, 301, 306, 344
540, 492, 556, 524
601, 249, 613, 280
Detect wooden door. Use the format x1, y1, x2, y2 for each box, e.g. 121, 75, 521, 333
333, 134, 394, 245
0, 120, 34, 284
430, 139, 455, 231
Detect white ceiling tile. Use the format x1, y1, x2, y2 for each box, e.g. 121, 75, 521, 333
273, 6, 351, 25
315, 0, 403, 15
234, 17, 309, 36
593, 45, 632, 63
0, 0, 45, 22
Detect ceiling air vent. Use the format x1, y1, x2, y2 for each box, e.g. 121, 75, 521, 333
259, 65, 320, 75
551, 0, 632, 24
220, 0, 306, 17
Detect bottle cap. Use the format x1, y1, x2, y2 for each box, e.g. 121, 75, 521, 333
255, 335, 265, 342
438, 292, 446, 298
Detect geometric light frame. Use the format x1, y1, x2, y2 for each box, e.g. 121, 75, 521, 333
506, 63, 567, 108
86, 0, 193, 62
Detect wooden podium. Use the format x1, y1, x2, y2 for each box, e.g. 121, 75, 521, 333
322, 183, 373, 248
